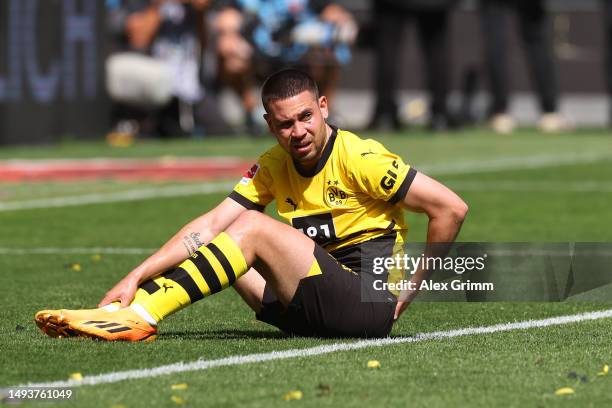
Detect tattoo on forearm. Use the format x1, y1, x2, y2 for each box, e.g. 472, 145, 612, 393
182, 239, 195, 256
190, 231, 204, 247
182, 232, 204, 256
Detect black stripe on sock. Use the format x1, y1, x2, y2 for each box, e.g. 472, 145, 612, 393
106, 326, 131, 333
162, 267, 204, 303
207, 242, 237, 285
96, 322, 121, 329
191, 252, 223, 294
140, 279, 161, 294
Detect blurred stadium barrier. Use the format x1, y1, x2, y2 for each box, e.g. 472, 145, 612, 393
0, 0, 609, 145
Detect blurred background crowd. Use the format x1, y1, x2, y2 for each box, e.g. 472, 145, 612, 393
2, 0, 612, 144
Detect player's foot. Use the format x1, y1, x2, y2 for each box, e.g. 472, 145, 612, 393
35, 307, 157, 342
35, 307, 111, 338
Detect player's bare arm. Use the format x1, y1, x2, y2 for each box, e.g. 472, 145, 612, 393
394, 172, 468, 319
98, 197, 247, 307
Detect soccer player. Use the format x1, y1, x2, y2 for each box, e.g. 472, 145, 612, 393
35, 69, 468, 341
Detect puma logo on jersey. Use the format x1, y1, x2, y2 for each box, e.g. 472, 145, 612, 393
361, 149, 377, 157
285, 198, 298, 211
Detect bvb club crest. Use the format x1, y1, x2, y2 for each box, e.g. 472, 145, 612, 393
325, 181, 348, 207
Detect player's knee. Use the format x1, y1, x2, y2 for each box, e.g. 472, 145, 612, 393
453, 200, 469, 223
238, 209, 265, 224
227, 210, 265, 240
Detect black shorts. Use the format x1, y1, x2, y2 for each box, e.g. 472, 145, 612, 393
256, 245, 396, 338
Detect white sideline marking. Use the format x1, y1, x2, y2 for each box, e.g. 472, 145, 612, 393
1, 151, 610, 212
0, 247, 154, 255
447, 180, 612, 192
14, 308, 612, 389
419, 151, 612, 175
0, 182, 234, 212
1, 156, 244, 168
2, 246, 611, 257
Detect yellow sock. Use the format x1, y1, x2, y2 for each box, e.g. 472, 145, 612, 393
131, 232, 248, 322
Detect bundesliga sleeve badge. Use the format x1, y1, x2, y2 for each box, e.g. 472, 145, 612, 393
240, 163, 260, 185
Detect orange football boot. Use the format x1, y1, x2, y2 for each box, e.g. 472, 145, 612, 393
35, 306, 157, 342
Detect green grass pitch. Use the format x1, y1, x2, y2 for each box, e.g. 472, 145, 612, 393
1, 128, 612, 407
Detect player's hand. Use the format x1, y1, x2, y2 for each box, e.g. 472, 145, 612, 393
394, 300, 410, 321
98, 276, 140, 308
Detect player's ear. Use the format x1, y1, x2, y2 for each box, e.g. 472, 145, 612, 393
263, 113, 273, 132
318, 95, 329, 119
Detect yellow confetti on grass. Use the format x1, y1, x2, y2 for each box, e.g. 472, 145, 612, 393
554, 387, 575, 396
171, 395, 186, 405
70, 263, 81, 272
171, 383, 188, 390
597, 364, 609, 376
69, 372, 83, 381
367, 360, 381, 369
282, 390, 303, 401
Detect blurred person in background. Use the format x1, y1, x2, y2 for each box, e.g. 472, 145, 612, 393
366, 0, 458, 132
479, 0, 566, 134
105, 0, 211, 138
211, 0, 357, 135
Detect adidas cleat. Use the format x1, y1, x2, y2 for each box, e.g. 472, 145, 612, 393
35, 308, 112, 339
35, 307, 157, 342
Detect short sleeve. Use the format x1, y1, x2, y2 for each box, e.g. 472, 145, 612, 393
229, 161, 274, 211
350, 140, 417, 204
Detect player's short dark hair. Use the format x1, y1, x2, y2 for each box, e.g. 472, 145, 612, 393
261, 69, 319, 112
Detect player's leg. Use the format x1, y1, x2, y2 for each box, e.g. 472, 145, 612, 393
232, 267, 266, 314
36, 211, 317, 341
225, 211, 320, 303
36, 226, 251, 341
255, 237, 398, 338
129, 210, 320, 317
217, 212, 396, 338
130, 210, 315, 319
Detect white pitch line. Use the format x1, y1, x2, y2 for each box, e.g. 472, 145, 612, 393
446, 180, 612, 192
1, 156, 245, 167
0, 247, 155, 255
12, 308, 612, 389
2, 246, 611, 257
0, 182, 235, 212
420, 151, 612, 175
1, 151, 610, 212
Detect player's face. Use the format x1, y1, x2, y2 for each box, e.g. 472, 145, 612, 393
264, 90, 330, 171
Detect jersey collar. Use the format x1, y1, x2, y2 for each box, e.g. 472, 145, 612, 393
293, 124, 338, 178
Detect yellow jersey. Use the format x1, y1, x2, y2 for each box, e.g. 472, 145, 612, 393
229, 126, 416, 272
